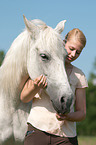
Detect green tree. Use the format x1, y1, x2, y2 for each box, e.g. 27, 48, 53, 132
0, 50, 5, 66
89, 57, 96, 85
77, 57, 96, 136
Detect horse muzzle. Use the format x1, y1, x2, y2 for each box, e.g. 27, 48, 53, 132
51, 95, 73, 114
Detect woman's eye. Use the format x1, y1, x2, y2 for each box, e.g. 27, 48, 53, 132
40, 53, 49, 61
69, 47, 74, 51
76, 51, 81, 55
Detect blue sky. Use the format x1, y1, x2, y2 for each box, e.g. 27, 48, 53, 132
0, 0, 96, 79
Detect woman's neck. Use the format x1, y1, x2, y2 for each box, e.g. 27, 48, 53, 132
65, 62, 72, 68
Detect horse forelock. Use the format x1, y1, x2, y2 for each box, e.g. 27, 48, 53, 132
31, 19, 47, 30
37, 26, 66, 57
29, 18, 63, 48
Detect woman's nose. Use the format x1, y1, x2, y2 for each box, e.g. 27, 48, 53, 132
71, 50, 76, 57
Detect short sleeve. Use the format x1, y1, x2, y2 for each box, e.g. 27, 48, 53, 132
76, 73, 88, 88
69, 65, 88, 90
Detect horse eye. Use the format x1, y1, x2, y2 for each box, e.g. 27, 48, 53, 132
40, 53, 49, 61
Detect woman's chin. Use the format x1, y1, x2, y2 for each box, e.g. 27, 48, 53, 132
65, 59, 71, 64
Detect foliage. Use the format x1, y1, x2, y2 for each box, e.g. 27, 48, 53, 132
78, 136, 96, 145
0, 50, 5, 66
77, 57, 96, 136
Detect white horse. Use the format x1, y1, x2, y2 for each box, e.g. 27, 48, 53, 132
0, 16, 73, 145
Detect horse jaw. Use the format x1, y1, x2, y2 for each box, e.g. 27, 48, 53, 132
45, 60, 74, 114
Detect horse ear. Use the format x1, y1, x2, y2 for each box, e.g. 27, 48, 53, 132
55, 20, 66, 34
23, 15, 39, 38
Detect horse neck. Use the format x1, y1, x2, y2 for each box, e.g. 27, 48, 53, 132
0, 31, 30, 97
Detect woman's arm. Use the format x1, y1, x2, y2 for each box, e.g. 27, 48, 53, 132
20, 75, 47, 103
56, 88, 86, 122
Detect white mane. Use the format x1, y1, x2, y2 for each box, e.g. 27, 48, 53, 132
0, 31, 29, 94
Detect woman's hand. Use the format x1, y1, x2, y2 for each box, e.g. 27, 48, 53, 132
33, 74, 47, 89
20, 75, 47, 103
56, 113, 69, 121
56, 88, 86, 122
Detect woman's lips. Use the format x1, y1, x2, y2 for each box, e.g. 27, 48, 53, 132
67, 56, 72, 61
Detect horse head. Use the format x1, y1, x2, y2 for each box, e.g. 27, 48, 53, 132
23, 16, 74, 114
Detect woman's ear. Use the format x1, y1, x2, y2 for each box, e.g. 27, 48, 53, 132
63, 39, 67, 44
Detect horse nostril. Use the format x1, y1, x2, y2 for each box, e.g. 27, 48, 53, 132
61, 96, 65, 103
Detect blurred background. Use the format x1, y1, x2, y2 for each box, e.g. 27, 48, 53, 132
0, 0, 96, 144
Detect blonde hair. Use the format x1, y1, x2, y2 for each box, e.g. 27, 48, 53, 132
64, 28, 86, 48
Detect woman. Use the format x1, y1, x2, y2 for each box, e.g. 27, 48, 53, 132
20, 28, 88, 145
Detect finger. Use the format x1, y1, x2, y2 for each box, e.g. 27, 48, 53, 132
56, 114, 65, 121
56, 114, 60, 119
43, 82, 47, 89
38, 75, 46, 86
56, 114, 62, 121
34, 75, 43, 85
42, 76, 47, 86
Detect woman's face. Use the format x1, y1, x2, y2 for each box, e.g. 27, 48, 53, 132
65, 39, 83, 64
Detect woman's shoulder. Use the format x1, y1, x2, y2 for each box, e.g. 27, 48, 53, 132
72, 65, 85, 75
70, 65, 88, 88
72, 65, 85, 76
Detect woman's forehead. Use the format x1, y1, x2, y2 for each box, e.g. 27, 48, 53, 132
67, 39, 83, 50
